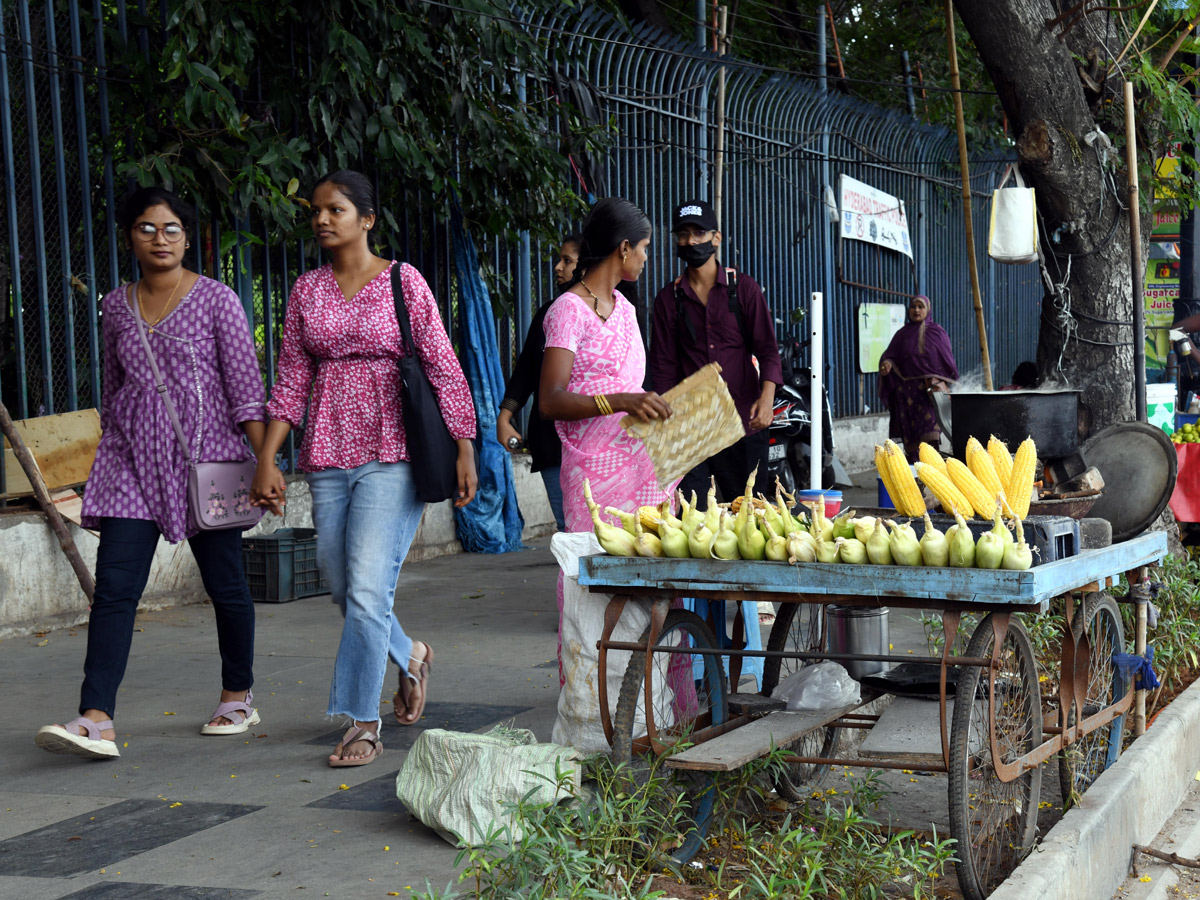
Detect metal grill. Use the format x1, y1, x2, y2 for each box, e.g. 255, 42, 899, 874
0, 0, 1041, 458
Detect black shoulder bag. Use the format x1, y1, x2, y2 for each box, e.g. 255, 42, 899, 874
391, 263, 460, 503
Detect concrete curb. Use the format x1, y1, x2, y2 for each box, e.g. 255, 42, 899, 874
990, 677, 1200, 900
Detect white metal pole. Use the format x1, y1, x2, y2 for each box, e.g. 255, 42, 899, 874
810, 291, 824, 490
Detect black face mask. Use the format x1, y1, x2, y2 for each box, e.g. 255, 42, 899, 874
676, 240, 716, 268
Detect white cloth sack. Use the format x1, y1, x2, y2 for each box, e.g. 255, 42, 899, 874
550, 532, 671, 754
395, 725, 580, 847
988, 165, 1039, 265
769, 660, 860, 711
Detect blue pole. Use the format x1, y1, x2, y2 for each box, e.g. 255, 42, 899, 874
17, 0, 54, 414
817, 5, 836, 413
515, 73, 532, 370
46, 0, 80, 409
235, 215, 254, 323
0, 4, 28, 419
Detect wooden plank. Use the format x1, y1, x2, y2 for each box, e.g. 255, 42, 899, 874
666, 703, 862, 772
858, 697, 952, 767
579, 532, 1166, 608
2, 409, 101, 498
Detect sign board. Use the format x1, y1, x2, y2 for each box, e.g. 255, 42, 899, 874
839, 175, 913, 259
2, 408, 101, 498
1144, 256, 1179, 380
857, 302, 907, 373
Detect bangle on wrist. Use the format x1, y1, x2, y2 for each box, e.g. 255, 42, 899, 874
594, 393, 613, 416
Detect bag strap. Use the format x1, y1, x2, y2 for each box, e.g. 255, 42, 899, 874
997, 164, 1026, 190
389, 261, 416, 358
131, 284, 196, 466
673, 267, 752, 356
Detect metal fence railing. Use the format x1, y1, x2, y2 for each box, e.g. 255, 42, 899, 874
1, 1, 1041, 472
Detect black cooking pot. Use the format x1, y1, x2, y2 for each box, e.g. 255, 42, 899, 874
950, 390, 1081, 460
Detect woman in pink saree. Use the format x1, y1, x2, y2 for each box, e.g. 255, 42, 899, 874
540, 197, 698, 722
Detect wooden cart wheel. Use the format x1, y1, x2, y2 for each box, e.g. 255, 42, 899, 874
760, 603, 839, 798
949, 613, 1043, 900
1059, 592, 1126, 806
612, 610, 727, 864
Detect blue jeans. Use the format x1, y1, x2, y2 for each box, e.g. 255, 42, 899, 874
81, 517, 255, 718
539, 465, 566, 531
308, 461, 426, 723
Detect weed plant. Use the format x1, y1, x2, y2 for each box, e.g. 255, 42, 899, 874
412, 746, 954, 900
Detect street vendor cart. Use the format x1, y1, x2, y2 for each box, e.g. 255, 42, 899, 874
579, 531, 1166, 900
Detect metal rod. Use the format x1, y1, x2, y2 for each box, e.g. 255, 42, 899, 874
18, 0, 54, 413
69, 0, 100, 405
945, 0, 993, 390
0, 5, 29, 420
713, 5, 728, 225
782, 753, 948, 773
598, 640, 995, 667
1126, 80, 1148, 422
45, 0, 79, 409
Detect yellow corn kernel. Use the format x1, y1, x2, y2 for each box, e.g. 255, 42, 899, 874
1007, 437, 1037, 519
884, 440, 926, 516
638, 506, 663, 535
988, 435, 1013, 488
945, 457, 998, 518
916, 461, 975, 520
918, 442, 948, 475
967, 441, 1007, 512
875, 445, 905, 514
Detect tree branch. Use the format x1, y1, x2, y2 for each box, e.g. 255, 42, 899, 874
1156, 12, 1200, 71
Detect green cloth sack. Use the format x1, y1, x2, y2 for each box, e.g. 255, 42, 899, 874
395, 725, 581, 847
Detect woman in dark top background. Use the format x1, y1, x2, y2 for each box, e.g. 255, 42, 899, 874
496, 234, 582, 531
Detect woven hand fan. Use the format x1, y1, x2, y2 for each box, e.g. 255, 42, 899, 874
621, 362, 746, 489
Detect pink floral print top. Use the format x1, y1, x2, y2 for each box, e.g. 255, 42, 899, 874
267, 261, 476, 472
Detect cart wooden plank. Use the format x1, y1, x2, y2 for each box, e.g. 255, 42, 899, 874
665, 703, 862, 772
579, 532, 1166, 609
858, 697, 952, 768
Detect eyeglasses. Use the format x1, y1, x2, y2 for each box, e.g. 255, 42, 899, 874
133, 223, 186, 242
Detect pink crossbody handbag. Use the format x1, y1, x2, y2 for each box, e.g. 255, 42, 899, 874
132, 285, 263, 532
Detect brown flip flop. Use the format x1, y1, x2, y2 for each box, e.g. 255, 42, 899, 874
328, 725, 382, 768
396, 642, 434, 726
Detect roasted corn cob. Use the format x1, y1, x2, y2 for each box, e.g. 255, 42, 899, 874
884, 440, 926, 516
916, 461, 975, 519
1007, 437, 1037, 519
918, 442, 948, 475
945, 457, 997, 518
875, 444, 904, 514
988, 435, 1013, 488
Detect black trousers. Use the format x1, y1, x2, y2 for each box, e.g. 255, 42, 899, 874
80, 517, 255, 717
678, 430, 770, 508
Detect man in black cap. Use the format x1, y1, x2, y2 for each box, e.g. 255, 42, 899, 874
649, 198, 783, 506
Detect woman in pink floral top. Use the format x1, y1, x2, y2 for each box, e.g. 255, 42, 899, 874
252, 170, 477, 768
36, 186, 268, 762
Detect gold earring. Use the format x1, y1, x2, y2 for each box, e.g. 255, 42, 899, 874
622, 251, 628, 263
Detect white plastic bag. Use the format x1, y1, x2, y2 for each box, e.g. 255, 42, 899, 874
988, 164, 1039, 265
769, 661, 861, 711
550, 532, 663, 754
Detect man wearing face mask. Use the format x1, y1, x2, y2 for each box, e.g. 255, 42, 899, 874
649, 199, 783, 505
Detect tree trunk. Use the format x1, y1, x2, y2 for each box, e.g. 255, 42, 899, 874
954, 0, 1146, 434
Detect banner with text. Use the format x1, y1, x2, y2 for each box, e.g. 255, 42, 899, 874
839, 174, 913, 259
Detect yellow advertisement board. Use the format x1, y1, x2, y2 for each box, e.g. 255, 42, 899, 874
1145, 257, 1178, 378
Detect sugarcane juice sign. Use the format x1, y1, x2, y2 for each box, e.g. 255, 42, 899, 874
1145, 257, 1178, 378
839, 175, 913, 259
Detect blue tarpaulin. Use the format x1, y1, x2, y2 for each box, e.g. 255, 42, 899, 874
450, 206, 526, 554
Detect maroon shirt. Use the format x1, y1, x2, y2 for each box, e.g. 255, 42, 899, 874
648, 266, 783, 429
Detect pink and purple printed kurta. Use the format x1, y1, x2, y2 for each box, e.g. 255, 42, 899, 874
80, 277, 267, 542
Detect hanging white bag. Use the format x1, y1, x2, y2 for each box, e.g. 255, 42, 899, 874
988, 164, 1039, 265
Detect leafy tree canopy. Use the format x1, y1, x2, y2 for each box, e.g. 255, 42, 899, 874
103, 0, 599, 244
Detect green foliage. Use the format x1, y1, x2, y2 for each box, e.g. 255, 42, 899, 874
96, 0, 598, 244
409, 746, 954, 900
1114, 554, 1200, 716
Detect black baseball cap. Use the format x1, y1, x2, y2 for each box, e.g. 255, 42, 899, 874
672, 199, 719, 233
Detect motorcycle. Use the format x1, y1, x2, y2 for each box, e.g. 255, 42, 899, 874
764, 337, 844, 495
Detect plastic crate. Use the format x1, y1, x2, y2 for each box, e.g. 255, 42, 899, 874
915, 514, 1080, 567
1176, 412, 1200, 430
241, 528, 328, 602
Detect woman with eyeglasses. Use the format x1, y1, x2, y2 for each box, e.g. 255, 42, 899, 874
35, 186, 268, 761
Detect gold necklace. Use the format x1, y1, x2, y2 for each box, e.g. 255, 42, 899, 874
578, 278, 612, 323
142, 269, 186, 333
